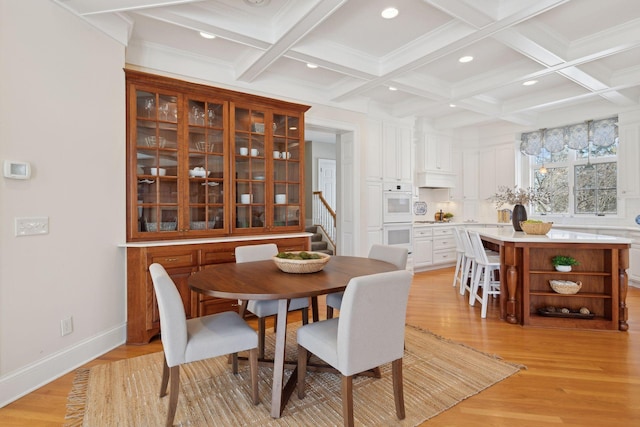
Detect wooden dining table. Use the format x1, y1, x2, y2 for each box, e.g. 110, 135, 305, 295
188, 255, 398, 418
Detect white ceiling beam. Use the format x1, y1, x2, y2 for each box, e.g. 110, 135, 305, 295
55, 0, 202, 15
331, 0, 568, 103
236, 0, 347, 82
133, 8, 270, 49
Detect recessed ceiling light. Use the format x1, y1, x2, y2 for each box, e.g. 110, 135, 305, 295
388, 86, 398, 91
523, 80, 538, 86
243, 0, 270, 6
458, 56, 473, 63
381, 7, 399, 19
306, 63, 318, 69
449, 103, 456, 108
199, 31, 215, 39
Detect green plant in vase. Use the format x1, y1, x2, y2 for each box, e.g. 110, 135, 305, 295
552, 255, 579, 272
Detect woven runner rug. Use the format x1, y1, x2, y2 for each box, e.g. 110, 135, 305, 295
65, 324, 523, 426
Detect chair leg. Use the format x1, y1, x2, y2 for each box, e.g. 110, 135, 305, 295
258, 317, 266, 359
248, 347, 259, 405
302, 307, 309, 325
392, 358, 406, 420
452, 254, 462, 287
160, 355, 170, 397
231, 352, 239, 374
341, 375, 354, 427
166, 365, 180, 427
481, 270, 491, 318
326, 306, 334, 319
297, 345, 308, 399
469, 264, 483, 306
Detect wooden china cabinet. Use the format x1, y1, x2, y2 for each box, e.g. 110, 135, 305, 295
124, 70, 311, 344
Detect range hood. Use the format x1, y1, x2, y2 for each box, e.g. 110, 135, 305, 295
416, 171, 456, 188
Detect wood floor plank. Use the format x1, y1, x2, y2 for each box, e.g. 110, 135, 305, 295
1, 266, 639, 426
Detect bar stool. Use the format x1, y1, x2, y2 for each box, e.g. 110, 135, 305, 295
452, 227, 466, 289
467, 230, 501, 318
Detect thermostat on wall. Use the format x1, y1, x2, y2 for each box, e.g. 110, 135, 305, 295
3, 160, 31, 179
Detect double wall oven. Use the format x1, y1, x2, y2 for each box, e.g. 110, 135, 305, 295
382, 183, 413, 255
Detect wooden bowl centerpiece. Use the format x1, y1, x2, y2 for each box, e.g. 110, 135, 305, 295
519, 220, 553, 235
273, 251, 331, 273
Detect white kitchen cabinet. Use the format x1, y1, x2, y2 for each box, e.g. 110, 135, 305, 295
416, 132, 452, 173
448, 147, 463, 200
462, 150, 478, 200
365, 119, 383, 181
495, 145, 516, 190
629, 231, 640, 286
478, 149, 496, 200
366, 180, 383, 249
478, 144, 516, 200
618, 123, 640, 197
432, 227, 456, 265
413, 225, 457, 271
413, 227, 433, 269
383, 122, 412, 182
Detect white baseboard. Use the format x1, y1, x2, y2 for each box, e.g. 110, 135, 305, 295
0, 324, 126, 408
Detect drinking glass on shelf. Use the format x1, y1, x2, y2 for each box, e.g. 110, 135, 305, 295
144, 98, 155, 118
160, 103, 169, 120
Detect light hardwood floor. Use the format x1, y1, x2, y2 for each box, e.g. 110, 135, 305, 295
1, 267, 639, 426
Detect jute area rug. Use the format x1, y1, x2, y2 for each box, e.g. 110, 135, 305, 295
65, 324, 523, 426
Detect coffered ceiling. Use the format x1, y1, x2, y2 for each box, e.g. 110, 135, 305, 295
55, 0, 640, 133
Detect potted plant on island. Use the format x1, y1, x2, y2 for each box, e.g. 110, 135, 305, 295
552, 255, 579, 272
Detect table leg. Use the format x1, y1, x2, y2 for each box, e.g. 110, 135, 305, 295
271, 298, 290, 418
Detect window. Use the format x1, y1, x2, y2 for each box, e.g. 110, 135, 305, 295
521, 117, 618, 216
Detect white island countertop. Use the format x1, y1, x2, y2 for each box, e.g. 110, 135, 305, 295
472, 226, 632, 244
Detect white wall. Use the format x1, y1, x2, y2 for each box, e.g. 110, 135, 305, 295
0, 1, 126, 405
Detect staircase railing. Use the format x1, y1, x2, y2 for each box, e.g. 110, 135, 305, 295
312, 191, 336, 251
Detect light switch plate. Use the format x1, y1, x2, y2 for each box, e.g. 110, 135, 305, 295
15, 217, 49, 236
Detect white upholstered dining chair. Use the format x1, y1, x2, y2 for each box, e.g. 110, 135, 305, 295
149, 263, 259, 427
235, 243, 309, 358
325, 243, 408, 319
297, 269, 413, 427
467, 230, 501, 318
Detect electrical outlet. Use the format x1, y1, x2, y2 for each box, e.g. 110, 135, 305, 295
61, 316, 73, 336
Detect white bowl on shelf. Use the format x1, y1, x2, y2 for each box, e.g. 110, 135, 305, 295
150, 167, 166, 176
189, 169, 210, 177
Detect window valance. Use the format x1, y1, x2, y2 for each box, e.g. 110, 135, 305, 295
520, 116, 618, 156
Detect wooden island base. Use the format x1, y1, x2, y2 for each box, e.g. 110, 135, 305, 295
474, 227, 630, 331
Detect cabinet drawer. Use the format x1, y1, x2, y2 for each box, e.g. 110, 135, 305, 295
197, 295, 238, 317
433, 237, 455, 249
433, 249, 456, 263
201, 249, 236, 265
413, 228, 433, 238
148, 249, 198, 268
433, 227, 453, 237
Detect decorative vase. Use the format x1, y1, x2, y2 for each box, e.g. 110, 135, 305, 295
555, 265, 572, 272
512, 204, 527, 231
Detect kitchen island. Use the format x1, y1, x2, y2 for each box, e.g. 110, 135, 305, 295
473, 227, 631, 331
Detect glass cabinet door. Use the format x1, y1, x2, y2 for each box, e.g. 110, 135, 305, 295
186, 98, 227, 233
272, 113, 302, 228
135, 89, 180, 235
232, 106, 266, 232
